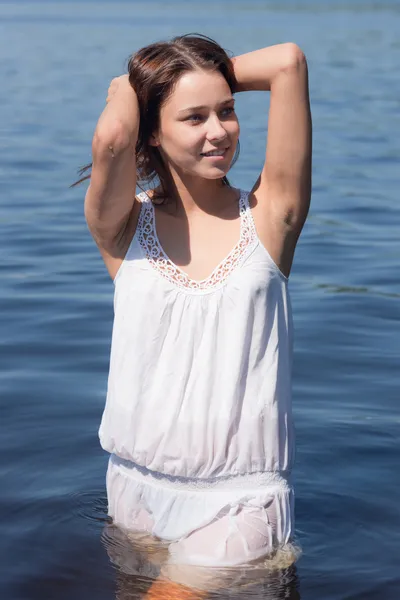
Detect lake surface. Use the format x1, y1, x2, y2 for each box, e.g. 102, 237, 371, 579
1, 1, 399, 598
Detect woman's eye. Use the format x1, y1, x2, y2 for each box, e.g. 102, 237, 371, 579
187, 114, 203, 123
185, 107, 235, 124
221, 107, 235, 117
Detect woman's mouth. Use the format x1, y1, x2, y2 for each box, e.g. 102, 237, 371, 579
200, 147, 229, 159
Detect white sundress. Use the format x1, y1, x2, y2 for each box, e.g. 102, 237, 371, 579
99, 188, 295, 567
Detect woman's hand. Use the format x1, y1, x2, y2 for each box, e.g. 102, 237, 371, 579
96, 75, 139, 145
106, 74, 134, 104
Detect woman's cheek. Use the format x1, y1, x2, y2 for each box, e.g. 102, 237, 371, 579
185, 126, 203, 148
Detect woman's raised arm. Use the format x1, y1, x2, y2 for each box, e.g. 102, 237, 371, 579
232, 43, 312, 276
84, 76, 140, 252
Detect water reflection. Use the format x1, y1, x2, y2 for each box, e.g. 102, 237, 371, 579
102, 522, 301, 599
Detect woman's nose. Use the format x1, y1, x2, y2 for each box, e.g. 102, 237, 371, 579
207, 115, 228, 143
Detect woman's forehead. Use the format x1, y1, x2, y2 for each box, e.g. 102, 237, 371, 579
163, 71, 231, 112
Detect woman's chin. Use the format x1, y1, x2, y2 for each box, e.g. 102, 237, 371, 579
198, 165, 230, 179
171, 162, 230, 181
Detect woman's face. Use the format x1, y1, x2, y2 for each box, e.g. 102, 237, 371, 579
151, 69, 240, 180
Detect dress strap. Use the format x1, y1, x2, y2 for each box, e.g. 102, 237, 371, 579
240, 189, 258, 241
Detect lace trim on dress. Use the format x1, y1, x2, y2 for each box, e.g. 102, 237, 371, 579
137, 189, 258, 292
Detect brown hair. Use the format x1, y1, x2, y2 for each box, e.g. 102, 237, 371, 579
72, 33, 240, 204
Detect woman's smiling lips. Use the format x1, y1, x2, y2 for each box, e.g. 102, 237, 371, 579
200, 147, 230, 159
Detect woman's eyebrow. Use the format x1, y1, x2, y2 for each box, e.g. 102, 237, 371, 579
177, 98, 235, 114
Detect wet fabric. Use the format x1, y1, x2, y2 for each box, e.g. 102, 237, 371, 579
107, 454, 294, 567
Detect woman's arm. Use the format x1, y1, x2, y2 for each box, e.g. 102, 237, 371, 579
84, 76, 140, 250
232, 43, 312, 275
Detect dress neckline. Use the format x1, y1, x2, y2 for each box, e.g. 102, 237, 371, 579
137, 188, 258, 293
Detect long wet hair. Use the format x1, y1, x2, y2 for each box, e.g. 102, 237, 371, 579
72, 33, 240, 205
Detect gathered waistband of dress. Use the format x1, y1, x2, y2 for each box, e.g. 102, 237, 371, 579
109, 454, 292, 492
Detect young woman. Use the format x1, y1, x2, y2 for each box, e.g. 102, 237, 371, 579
83, 34, 311, 597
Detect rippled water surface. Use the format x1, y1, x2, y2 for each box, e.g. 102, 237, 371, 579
1, 1, 399, 599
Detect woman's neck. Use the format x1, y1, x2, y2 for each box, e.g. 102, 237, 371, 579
154, 174, 235, 218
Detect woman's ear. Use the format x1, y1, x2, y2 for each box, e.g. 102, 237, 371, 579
149, 133, 160, 147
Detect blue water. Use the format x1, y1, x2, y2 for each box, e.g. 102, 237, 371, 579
1, 1, 399, 598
